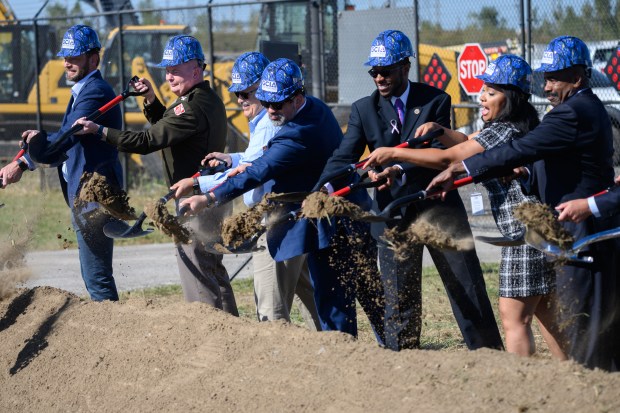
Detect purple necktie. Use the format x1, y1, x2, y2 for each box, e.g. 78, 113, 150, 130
394, 97, 405, 125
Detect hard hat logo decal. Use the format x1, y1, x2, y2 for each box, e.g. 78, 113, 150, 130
231, 72, 242, 84
541, 51, 554, 64
61, 37, 75, 50
483, 62, 496, 75
261, 80, 278, 93
370, 45, 387, 58
162, 49, 174, 61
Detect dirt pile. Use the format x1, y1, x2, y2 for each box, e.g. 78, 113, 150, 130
221, 197, 277, 248
514, 202, 575, 249
144, 199, 191, 244
384, 217, 474, 261
75, 172, 137, 220
1, 286, 618, 412
300, 191, 376, 221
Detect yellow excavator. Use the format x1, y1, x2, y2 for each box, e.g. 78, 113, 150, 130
0, 0, 244, 164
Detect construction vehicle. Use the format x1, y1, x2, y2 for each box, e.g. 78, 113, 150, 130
0, 24, 242, 166
0, 0, 473, 164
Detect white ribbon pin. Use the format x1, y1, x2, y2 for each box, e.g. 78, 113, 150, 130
390, 119, 400, 134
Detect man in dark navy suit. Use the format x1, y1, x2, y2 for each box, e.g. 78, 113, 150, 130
316, 30, 503, 351
429, 36, 620, 371
556, 175, 620, 222
7, 25, 124, 301
174, 58, 386, 341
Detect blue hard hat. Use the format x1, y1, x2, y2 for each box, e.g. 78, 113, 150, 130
57, 25, 101, 57
535, 35, 592, 72
157, 35, 205, 67
364, 30, 414, 67
255, 58, 304, 102
476, 54, 532, 94
229, 52, 270, 92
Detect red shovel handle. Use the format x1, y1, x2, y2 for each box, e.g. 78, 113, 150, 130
12, 148, 25, 162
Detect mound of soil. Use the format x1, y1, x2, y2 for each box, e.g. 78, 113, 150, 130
144, 200, 191, 245
75, 172, 137, 220
300, 191, 376, 221
514, 202, 574, 249
1, 286, 618, 412
384, 218, 474, 261
221, 197, 276, 248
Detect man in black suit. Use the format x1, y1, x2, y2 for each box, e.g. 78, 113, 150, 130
316, 30, 503, 351
429, 36, 619, 371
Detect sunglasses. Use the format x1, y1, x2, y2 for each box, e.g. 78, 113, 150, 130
234, 89, 257, 100
260, 97, 293, 111
368, 65, 404, 79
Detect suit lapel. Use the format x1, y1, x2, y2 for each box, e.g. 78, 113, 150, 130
402, 82, 422, 141
377, 96, 401, 142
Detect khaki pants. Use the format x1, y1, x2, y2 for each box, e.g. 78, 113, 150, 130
252, 232, 321, 330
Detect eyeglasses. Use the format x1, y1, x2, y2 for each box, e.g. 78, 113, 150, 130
260, 97, 292, 111
234, 88, 257, 100
368, 65, 404, 79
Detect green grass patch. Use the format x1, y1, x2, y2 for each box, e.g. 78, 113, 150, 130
0, 171, 175, 250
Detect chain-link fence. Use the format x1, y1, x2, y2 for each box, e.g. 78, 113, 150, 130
2, 0, 620, 228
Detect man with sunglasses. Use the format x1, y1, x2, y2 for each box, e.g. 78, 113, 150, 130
174, 58, 386, 342
173, 52, 321, 330
316, 29, 503, 352
72, 35, 238, 315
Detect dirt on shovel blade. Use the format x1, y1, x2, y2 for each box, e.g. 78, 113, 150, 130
299, 191, 377, 221
75, 172, 137, 220
513, 202, 574, 250
144, 200, 191, 244
384, 218, 474, 261
221, 197, 277, 248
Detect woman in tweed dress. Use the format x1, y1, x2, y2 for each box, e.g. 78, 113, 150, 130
363, 54, 565, 359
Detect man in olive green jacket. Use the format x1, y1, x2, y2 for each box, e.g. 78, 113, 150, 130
74, 35, 237, 315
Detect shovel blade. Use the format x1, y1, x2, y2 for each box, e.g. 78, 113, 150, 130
103, 219, 154, 239
475, 235, 525, 247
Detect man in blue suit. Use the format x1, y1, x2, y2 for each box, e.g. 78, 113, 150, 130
175, 58, 386, 341
429, 36, 620, 371
316, 30, 503, 351
12, 25, 123, 301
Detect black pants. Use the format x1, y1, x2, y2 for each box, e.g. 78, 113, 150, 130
555, 218, 620, 372
376, 193, 503, 351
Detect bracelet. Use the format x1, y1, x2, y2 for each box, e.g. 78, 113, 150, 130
96, 124, 105, 138
192, 177, 201, 195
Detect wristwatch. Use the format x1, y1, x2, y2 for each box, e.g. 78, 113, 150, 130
205, 192, 215, 207
16, 158, 29, 172
192, 177, 201, 195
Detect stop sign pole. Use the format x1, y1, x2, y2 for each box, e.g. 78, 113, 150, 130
458, 43, 488, 96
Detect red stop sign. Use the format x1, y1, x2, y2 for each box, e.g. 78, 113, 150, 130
458, 43, 488, 95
